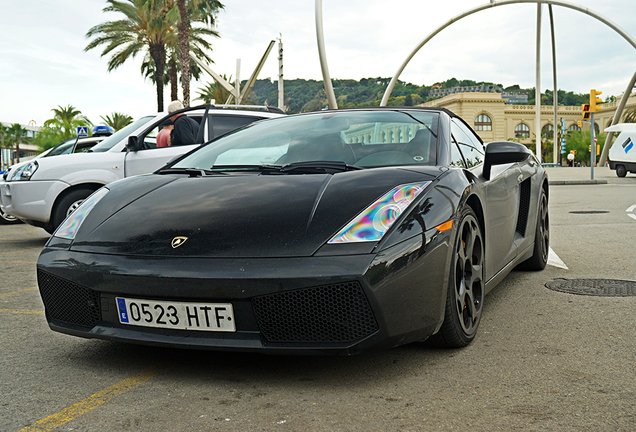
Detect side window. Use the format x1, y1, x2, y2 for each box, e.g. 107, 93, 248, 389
142, 116, 202, 149
449, 139, 465, 167
212, 115, 264, 139
451, 121, 484, 168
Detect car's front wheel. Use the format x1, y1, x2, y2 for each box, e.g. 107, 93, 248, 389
518, 187, 549, 271
50, 188, 95, 233
428, 206, 484, 348
0, 207, 21, 224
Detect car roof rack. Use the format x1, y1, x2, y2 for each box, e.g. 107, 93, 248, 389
212, 104, 285, 114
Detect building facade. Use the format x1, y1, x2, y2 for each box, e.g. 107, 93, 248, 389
421, 91, 636, 144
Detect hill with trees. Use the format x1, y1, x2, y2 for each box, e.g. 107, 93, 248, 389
245, 77, 591, 113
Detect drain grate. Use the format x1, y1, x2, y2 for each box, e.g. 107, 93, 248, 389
568, 211, 609, 214
546, 279, 636, 297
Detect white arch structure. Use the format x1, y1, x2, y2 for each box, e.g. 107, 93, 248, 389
315, 0, 636, 164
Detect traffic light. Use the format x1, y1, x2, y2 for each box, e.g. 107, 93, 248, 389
577, 120, 582, 128
590, 89, 602, 112
582, 104, 590, 120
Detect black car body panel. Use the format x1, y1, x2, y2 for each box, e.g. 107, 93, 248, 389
37, 107, 548, 354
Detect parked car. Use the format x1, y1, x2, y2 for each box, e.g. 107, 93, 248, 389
37, 107, 549, 354
0, 136, 110, 225
0, 105, 284, 233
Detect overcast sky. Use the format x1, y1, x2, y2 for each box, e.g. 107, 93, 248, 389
1, 0, 635, 127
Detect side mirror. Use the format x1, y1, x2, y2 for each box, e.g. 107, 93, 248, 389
127, 136, 141, 151
483, 141, 532, 180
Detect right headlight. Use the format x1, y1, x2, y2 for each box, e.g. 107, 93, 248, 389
9, 161, 38, 181
54, 187, 109, 240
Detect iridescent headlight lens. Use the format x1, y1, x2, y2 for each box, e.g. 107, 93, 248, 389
9, 161, 38, 181
328, 181, 431, 244
54, 187, 109, 240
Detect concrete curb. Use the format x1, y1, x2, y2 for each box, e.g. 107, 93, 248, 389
549, 180, 608, 185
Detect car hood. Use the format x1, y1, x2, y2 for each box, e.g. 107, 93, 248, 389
71, 167, 441, 258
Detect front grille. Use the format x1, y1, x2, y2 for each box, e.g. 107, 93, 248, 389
252, 282, 379, 343
38, 270, 101, 328
516, 178, 531, 236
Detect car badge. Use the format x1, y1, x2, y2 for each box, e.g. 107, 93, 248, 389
171, 236, 188, 248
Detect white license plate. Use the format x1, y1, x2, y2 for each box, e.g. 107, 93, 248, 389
116, 297, 235, 332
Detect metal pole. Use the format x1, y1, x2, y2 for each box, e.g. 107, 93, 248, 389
278, 36, 284, 110
235, 59, 241, 106
591, 112, 595, 179
380, 0, 636, 107
315, 0, 338, 109
549, 5, 558, 164
598, 69, 636, 166
535, 2, 542, 162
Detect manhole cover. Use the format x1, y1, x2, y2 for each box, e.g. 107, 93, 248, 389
545, 279, 636, 297
568, 211, 609, 214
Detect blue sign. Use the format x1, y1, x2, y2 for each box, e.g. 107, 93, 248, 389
77, 126, 88, 137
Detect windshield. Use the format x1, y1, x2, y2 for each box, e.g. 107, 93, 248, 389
90, 116, 156, 152
173, 111, 439, 170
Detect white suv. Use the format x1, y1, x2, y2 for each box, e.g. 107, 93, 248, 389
0, 105, 284, 233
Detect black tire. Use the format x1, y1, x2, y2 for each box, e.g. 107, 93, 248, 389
518, 188, 549, 271
0, 207, 21, 224
616, 164, 627, 178
428, 206, 484, 348
51, 188, 95, 232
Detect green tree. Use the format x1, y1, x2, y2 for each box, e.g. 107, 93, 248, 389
86, 0, 176, 111
172, 0, 224, 107
33, 126, 67, 153
100, 112, 134, 130
43, 105, 92, 138
6, 123, 31, 164
623, 106, 636, 123
196, 75, 233, 104
565, 130, 606, 165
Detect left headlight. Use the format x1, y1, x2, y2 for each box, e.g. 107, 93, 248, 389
328, 181, 431, 244
54, 187, 109, 240
9, 161, 38, 181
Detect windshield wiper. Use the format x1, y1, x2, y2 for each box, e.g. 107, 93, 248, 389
278, 161, 364, 174
156, 167, 215, 177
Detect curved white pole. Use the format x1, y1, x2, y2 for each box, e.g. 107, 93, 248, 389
380, 0, 636, 106
535, 2, 542, 162
315, 0, 338, 109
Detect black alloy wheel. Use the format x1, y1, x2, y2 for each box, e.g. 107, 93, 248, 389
428, 206, 484, 348
519, 188, 549, 271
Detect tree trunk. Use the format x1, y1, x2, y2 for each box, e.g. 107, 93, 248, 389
170, 59, 178, 102
150, 43, 167, 112
177, 0, 191, 107
15, 138, 20, 164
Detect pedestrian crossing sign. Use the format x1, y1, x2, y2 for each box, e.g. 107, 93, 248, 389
77, 126, 88, 137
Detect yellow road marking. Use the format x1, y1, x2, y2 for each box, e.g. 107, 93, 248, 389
18, 363, 164, 432
0, 287, 37, 298
0, 308, 44, 315
0, 247, 42, 256
0, 260, 37, 264
0, 229, 42, 238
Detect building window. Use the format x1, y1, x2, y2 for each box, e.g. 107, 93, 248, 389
474, 114, 492, 131
541, 124, 554, 139
568, 124, 581, 132
515, 123, 530, 139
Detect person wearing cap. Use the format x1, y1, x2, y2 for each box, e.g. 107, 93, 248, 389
156, 119, 173, 148
167, 100, 200, 146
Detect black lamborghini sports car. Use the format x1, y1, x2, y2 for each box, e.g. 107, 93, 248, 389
37, 107, 549, 354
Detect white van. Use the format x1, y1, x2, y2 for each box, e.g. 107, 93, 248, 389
605, 123, 636, 177
0, 105, 284, 233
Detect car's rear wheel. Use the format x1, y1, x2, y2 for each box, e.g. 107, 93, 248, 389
51, 188, 95, 232
0, 207, 21, 224
518, 188, 549, 271
616, 164, 627, 177
428, 206, 484, 348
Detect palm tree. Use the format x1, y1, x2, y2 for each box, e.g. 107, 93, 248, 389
623, 106, 636, 123
140, 24, 216, 102
85, 0, 175, 111
196, 75, 233, 104
100, 112, 134, 131
43, 105, 92, 138
6, 123, 31, 164
174, 0, 224, 107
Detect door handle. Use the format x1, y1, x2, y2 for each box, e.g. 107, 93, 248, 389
517, 174, 524, 183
